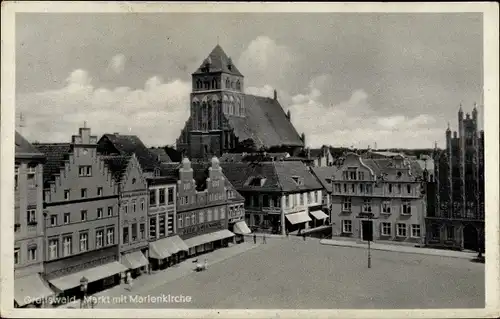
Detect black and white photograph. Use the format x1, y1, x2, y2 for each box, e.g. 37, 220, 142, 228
1, 2, 499, 318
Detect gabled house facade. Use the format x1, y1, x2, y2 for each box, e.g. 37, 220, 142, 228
14, 132, 53, 308
35, 126, 125, 300
330, 152, 426, 244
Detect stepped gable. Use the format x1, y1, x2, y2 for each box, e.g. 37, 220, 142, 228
225, 94, 304, 149
99, 133, 161, 172
193, 44, 243, 76
100, 155, 131, 182
33, 143, 72, 188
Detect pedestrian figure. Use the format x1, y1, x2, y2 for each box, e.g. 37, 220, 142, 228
253, 233, 257, 244
204, 258, 208, 270
126, 272, 133, 291
303, 233, 306, 241
263, 234, 266, 244
286, 231, 289, 237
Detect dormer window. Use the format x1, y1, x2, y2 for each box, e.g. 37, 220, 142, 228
154, 168, 160, 177
291, 176, 304, 186
248, 177, 266, 187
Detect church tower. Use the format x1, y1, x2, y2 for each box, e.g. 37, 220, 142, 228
188, 45, 245, 160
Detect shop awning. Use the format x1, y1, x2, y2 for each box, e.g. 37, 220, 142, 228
170, 235, 189, 252
285, 211, 312, 225
121, 251, 149, 270
184, 229, 235, 248
48, 261, 127, 292
149, 239, 173, 259
310, 210, 329, 220
233, 221, 252, 235
15, 274, 54, 307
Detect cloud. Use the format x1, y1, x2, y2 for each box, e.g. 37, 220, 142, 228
108, 54, 126, 74
16, 67, 191, 146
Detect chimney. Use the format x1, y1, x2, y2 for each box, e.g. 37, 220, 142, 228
273, 89, 277, 100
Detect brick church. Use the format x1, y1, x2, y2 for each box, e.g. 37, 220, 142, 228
176, 45, 305, 161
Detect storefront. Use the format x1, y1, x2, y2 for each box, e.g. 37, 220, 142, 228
309, 210, 329, 228
285, 211, 312, 234
47, 261, 127, 301
231, 221, 252, 243
120, 250, 149, 278
149, 235, 188, 270
183, 229, 235, 257
14, 273, 55, 308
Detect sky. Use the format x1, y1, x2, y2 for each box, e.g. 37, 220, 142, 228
15, 13, 483, 149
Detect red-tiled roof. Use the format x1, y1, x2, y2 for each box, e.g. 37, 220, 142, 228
33, 143, 72, 187
225, 94, 304, 149
192, 44, 243, 76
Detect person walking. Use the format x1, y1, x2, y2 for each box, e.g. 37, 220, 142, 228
263, 234, 267, 244
303, 233, 306, 241
253, 233, 257, 244
126, 272, 133, 291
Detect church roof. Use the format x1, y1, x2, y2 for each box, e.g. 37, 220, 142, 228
225, 94, 304, 149
192, 44, 243, 76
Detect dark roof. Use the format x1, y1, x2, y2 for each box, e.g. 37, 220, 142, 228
148, 148, 171, 163
101, 155, 130, 182
308, 148, 324, 158
219, 152, 289, 163
98, 134, 161, 172
310, 166, 340, 192
147, 176, 178, 186
193, 44, 243, 76
273, 161, 324, 192
33, 143, 72, 186
164, 147, 183, 162
220, 160, 322, 193
225, 94, 304, 149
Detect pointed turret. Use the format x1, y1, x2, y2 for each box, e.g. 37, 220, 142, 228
193, 44, 243, 76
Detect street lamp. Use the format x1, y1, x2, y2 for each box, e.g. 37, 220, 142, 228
80, 276, 88, 309
356, 212, 376, 268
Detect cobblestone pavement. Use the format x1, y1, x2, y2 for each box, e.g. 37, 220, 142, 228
83, 236, 484, 309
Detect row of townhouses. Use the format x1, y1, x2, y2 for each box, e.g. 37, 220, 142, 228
14, 127, 249, 308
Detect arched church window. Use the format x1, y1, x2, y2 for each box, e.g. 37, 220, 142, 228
208, 104, 213, 130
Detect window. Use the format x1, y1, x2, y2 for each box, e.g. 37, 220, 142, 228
446, 225, 454, 240
177, 216, 183, 229
185, 215, 191, 227
168, 188, 174, 204
342, 220, 353, 233
199, 211, 205, 223
78, 165, 92, 177
359, 171, 365, 180
64, 213, 70, 224
132, 201, 136, 213
48, 239, 58, 259
28, 246, 37, 261
96, 229, 104, 248
185, 196, 189, 205
382, 200, 391, 214
149, 190, 157, 206
81, 188, 87, 198
140, 199, 145, 211
366, 184, 373, 194
207, 209, 213, 222
139, 223, 145, 240
97, 187, 103, 196
191, 212, 197, 224
213, 208, 219, 220
397, 184, 402, 194
263, 195, 270, 207
123, 226, 129, 244
343, 184, 347, 193
81, 210, 87, 221
314, 191, 319, 203
350, 184, 355, 193
64, 190, 70, 200
359, 184, 364, 193
342, 197, 352, 212
362, 198, 372, 213
388, 184, 393, 193
159, 188, 166, 205
107, 206, 113, 216
381, 222, 392, 236
106, 228, 114, 245
406, 184, 411, 194
349, 170, 357, 180
159, 215, 166, 237
79, 232, 89, 252
14, 248, 20, 264
27, 164, 36, 188
150, 217, 157, 239
220, 207, 226, 219
396, 223, 407, 237
63, 235, 72, 257
27, 209, 36, 224
50, 214, 57, 226
411, 225, 421, 238
402, 200, 412, 215
97, 208, 103, 219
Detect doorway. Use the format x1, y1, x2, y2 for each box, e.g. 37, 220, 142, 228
463, 224, 479, 251
360, 220, 373, 241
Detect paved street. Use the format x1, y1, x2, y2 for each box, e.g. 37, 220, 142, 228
91, 236, 484, 309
